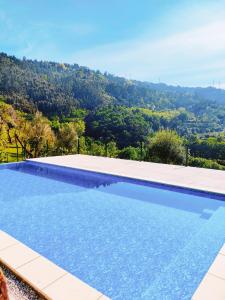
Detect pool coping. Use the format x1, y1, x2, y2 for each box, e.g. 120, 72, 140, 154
0, 230, 109, 300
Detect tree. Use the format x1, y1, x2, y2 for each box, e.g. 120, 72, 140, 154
147, 130, 185, 164
0, 122, 7, 161
0, 102, 23, 160
73, 120, 85, 137
14, 115, 33, 157
85, 106, 152, 148
0, 102, 18, 144
27, 112, 55, 157
15, 112, 55, 158
57, 122, 78, 153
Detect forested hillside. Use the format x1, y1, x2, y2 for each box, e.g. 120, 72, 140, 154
1, 52, 225, 169
1, 52, 225, 136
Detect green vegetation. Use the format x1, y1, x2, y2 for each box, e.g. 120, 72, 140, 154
86, 106, 152, 148
0, 53, 225, 170
147, 130, 185, 165
118, 146, 140, 161
189, 157, 225, 170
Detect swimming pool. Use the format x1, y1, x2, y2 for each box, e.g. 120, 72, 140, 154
0, 161, 225, 300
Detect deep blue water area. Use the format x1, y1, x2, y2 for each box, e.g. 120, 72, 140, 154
0, 161, 225, 299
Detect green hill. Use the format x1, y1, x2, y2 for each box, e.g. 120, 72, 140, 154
0, 52, 225, 136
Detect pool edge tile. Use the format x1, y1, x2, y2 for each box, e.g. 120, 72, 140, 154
0, 230, 19, 250
208, 253, 225, 280
0, 242, 40, 269
42, 272, 103, 300
16, 256, 67, 290
192, 273, 225, 300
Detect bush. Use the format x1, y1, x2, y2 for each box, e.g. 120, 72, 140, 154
106, 141, 118, 158
189, 156, 225, 170
119, 146, 139, 160
147, 130, 185, 165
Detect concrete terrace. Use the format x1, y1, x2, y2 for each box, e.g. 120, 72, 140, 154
31, 154, 225, 195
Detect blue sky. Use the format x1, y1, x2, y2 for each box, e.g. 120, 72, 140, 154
0, 0, 225, 87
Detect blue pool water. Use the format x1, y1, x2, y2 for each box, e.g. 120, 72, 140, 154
0, 161, 225, 300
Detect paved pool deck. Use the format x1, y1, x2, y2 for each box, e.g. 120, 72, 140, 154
31, 154, 225, 195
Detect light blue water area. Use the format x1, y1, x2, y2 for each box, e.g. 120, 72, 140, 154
0, 162, 225, 300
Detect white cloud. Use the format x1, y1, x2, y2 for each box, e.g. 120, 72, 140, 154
70, 8, 225, 87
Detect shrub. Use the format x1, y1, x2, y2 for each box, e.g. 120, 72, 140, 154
189, 156, 225, 170
119, 146, 139, 160
147, 130, 185, 165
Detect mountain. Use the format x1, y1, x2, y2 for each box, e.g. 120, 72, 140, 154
142, 82, 225, 104
0, 52, 225, 136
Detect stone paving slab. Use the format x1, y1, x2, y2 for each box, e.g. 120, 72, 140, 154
192, 273, 225, 300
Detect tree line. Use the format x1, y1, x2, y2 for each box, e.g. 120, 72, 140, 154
1, 100, 225, 170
